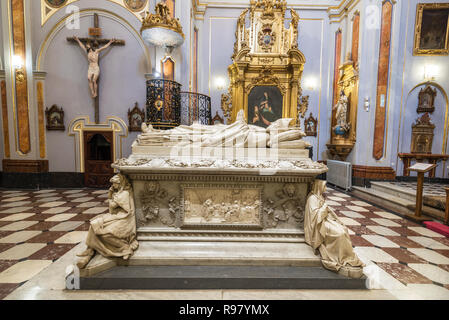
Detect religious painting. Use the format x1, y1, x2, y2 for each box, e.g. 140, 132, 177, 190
182, 185, 262, 229
45, 105, 65, 131
123, 0, 148, 12
417, 85, 437, 113
212, 111, 224, 125
248, 86, 283, 128
44, 0, 67, 8
305, 113, 317, 137
414, 3, 449, 55
128, 102, 145, 132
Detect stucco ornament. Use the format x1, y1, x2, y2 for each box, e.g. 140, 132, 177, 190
304, 180, 365, 278
77, 174, 139, 269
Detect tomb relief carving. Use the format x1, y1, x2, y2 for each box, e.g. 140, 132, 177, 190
264, 183, 305, 228
182, 186, 262, 228
139, 181, 177, 227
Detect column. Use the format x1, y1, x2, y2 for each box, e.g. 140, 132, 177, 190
1, 0, 48, 173
372, 0, 394, 160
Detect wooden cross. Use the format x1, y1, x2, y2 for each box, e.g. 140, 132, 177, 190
67, 14, 125, 124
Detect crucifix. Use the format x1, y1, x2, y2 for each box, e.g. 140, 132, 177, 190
67, 14, 125, 124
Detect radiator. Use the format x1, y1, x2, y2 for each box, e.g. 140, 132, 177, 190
326, 160, 352, 190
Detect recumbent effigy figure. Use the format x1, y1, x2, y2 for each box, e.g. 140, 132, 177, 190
304, 180, 365, 278
77, 174, 139, 269
138, 110, 310, 149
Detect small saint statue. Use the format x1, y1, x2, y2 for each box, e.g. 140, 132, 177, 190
333, 91, 350, 134
73, 36, 116, 98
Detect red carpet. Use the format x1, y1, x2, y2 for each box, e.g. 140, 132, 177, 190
424, 221, 449, 237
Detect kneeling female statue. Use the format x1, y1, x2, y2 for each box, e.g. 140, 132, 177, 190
304, 180, 365, 278
77, 174, 139, 269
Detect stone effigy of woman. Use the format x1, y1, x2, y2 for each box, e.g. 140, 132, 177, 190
304, 180, 365, 278
77, 174, 139, 269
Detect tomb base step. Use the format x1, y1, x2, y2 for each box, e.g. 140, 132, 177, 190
79, 265, 367, 290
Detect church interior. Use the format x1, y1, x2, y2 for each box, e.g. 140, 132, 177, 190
0, 0, 448, 301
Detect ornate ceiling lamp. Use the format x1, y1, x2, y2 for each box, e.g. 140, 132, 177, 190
140, 1, 185, 52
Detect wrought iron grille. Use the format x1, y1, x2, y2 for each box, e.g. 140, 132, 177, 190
180, 92, 212, 126
146, 79, 182, 130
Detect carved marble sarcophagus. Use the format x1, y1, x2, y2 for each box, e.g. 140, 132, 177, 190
79, 114, 328, 277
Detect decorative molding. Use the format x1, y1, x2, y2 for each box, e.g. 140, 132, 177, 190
352, 165, 396, 180
3, 160, 49, 173
128, 173, 316, 184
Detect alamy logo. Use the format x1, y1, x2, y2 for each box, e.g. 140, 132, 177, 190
65, 265, 80, 290
365, 4, 380, 30
65, 5, 80, 30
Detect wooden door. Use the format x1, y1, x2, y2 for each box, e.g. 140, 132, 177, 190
84, 131, 114, 188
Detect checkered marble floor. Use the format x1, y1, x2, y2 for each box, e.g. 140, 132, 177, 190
0, 189, 109, 299
0, 187, 448, 299
386, 181, 448, 196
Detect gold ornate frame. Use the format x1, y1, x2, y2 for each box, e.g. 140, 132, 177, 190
224, 1, 306, 124
413, 3, 449, 56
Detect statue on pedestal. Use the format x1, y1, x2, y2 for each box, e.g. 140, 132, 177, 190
304, 180, 364, 278
77, 174, 139, 269
333, 90, 350, 135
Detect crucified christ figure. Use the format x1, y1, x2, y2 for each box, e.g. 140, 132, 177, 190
74, 36, 115, 98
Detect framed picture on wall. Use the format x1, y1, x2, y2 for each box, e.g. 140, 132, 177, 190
413, 3, 449, 55
247, 86, 283, 128
45, 105, 65, 131
128, 102, 145, 132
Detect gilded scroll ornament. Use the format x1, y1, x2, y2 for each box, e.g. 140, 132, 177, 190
221, 91, 232, 124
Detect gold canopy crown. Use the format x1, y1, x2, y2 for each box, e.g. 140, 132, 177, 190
141, 2, 184, 39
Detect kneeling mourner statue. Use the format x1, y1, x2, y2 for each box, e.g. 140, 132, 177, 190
305, 180, 365, 278
77, 174, 139, 269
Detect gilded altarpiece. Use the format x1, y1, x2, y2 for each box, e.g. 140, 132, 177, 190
327, 59, 359, 160
223, 0, 306, 124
